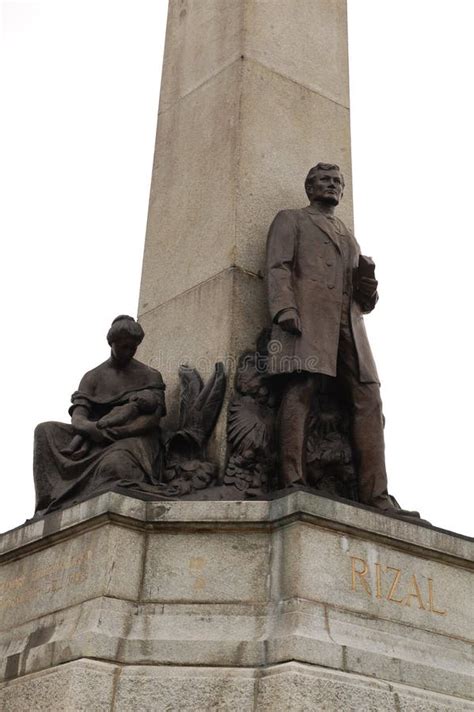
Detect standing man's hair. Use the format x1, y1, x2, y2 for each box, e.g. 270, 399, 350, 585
305, 162, 345, 198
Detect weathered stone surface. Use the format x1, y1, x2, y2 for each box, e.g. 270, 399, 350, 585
327, 603, 472, 698
113, 665, 256, 712
141, 61, 241, 314
142, 529, 269, 603
243, 0, 350, 107
394, 683, 474, 712
158, 0, 243, 113
3, 491, 470, 560
255, 663, 474, 712
0, 524, 143, 630
138, 266, 266, 464
9, 592, 470, 691
277, 521, 472, 641
0, 659, 116, 712
255, 664, 398, 712
139, 269, 264, 388
3, 659, 472, 711
1, 492, 472, 707
158, 0, 349, 112
140, 61, 352, 313
0, 493, 147, 552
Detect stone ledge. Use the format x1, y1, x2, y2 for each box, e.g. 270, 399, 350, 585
2, 491, 472, 567
1, 659, 472, 712
1, 594, 472, 697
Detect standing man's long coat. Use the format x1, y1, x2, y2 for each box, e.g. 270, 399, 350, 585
266, 205, 379, 383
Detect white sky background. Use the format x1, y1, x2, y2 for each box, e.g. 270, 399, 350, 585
0, 0, 472, 536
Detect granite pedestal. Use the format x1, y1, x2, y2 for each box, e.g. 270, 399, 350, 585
0, 492, 472, 710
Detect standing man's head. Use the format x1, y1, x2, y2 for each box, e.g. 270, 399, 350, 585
305, 163, 345, 206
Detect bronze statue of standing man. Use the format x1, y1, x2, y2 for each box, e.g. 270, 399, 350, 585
266, 162, 403, 514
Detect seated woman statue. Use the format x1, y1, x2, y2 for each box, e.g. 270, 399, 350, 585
33, 315, 166, 516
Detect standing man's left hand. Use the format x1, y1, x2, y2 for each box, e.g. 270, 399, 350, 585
358, 277, 378, 298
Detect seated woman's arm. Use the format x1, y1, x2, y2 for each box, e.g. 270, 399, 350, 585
71, 405, 112, 444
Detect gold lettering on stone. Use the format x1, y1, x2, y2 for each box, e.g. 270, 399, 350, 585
189, 556, 206, 591
375, 562, 383, 599
350, 556, 372, 596
385, 566, 404, 604
0, 549, 93, 611
428, 578, 447, 615
403, 574, 426, 609
348, 555, 447, 615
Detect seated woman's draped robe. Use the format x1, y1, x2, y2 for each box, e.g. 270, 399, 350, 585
33, 359, 166, 516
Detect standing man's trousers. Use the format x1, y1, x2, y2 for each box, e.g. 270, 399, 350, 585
277, 314, 391, 509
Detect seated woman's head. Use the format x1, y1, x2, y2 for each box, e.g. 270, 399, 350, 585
107, 315, 145, 365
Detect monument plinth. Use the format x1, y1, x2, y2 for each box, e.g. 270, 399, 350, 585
0, 493, 472, 710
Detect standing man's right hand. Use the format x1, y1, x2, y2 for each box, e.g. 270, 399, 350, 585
277, 308, 302, 335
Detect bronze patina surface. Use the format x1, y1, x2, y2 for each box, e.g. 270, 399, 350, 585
264, 163, 418, 518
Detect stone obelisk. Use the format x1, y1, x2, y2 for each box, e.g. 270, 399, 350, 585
137, 0, 353, 458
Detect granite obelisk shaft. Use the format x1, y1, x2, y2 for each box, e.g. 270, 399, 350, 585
138, 0, 353, 462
